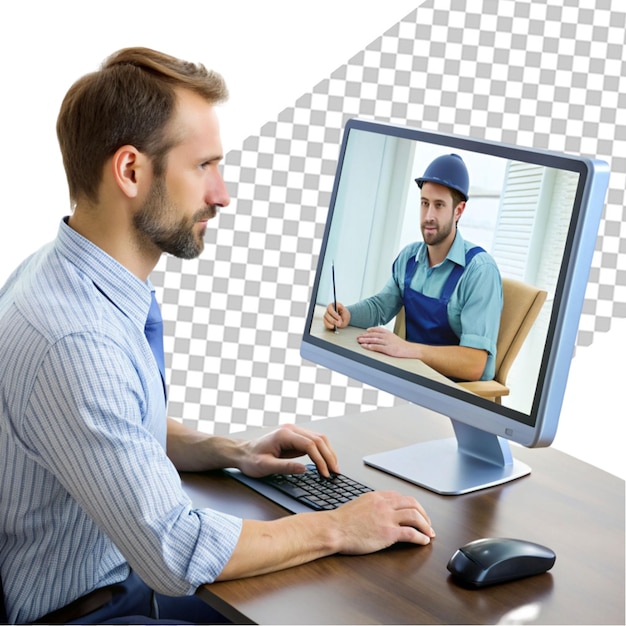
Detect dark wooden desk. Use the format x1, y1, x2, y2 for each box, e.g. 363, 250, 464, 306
181, 405, 625, 625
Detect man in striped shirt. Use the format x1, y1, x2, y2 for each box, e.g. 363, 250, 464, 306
0, 47, 435, 624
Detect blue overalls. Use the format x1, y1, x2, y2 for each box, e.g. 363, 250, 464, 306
403, 246, 485, 345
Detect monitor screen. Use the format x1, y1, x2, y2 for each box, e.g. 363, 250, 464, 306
300, 118, 609, 495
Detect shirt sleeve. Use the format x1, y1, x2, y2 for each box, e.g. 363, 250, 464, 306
19, 330, 242, 596
346, 248, 412, 328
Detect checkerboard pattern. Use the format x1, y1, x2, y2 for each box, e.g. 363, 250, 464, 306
151, 0, 626, 433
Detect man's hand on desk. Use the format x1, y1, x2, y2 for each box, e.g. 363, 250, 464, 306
356, 326, 414, 358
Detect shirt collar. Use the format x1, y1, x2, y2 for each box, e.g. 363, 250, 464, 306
447, 230, 467, 266
416, 229, 467, 267
56, 217, 153, 329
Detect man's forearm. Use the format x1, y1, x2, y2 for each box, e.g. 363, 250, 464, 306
415, 344, 487, 382
216, 513, 339, 580
166, 417, 246, 472
217, 489, 435, 580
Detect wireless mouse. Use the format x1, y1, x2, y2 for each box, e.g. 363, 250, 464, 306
447, 537, 556, 588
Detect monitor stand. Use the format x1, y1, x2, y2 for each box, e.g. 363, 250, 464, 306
363, 419, 531, 495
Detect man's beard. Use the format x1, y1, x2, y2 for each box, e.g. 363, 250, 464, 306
421, 216, 455, 247
133, 176, 216, 260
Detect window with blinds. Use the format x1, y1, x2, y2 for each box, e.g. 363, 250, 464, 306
492, 161, 579, 298
491, 161, 580, 409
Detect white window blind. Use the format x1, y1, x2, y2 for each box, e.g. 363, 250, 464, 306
492, 162, 545, 282
492, 161, 578, 298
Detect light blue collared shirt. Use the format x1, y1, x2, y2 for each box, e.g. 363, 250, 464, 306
0, 219, 242, 624
347, 232, 502, 381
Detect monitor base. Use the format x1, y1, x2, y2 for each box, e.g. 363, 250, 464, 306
364, 429, 531, 496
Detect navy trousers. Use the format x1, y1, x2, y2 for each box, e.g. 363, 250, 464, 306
66, 572, 230, 625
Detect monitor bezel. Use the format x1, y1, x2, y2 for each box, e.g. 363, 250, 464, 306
301, 118, 609, 449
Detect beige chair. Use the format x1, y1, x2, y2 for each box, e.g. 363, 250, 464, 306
394, 277, 548, 403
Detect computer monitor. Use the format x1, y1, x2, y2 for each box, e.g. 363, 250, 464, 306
300, 118, 609, 495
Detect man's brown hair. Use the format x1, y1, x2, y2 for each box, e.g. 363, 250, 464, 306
450, 188, 465, 212
56, 47, 228, 206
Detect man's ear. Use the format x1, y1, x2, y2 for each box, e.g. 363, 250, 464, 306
454, 200, 466, 224
111, 145, 149, 199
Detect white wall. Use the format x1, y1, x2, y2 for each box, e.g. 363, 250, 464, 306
0, 0, 416, 277
0, 1, 623, 480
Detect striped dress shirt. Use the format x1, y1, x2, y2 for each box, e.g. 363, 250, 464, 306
0, 219, 242, 624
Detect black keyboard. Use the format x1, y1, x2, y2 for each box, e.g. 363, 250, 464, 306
225, 464, 374, 514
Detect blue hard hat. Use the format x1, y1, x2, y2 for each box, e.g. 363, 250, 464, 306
415, 153, 469, 201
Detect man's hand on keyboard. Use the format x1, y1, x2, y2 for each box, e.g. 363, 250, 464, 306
330, 490, 436, 551
236, 423, 340, 479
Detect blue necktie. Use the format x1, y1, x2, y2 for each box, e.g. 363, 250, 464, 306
144, 291, 167, 400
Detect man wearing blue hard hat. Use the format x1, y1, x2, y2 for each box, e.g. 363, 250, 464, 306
324, 153, 502, 382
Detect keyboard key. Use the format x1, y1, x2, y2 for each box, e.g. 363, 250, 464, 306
259, 464, 374, 511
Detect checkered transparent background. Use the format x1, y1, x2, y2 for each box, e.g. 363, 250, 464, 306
151, 0, 626, 434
